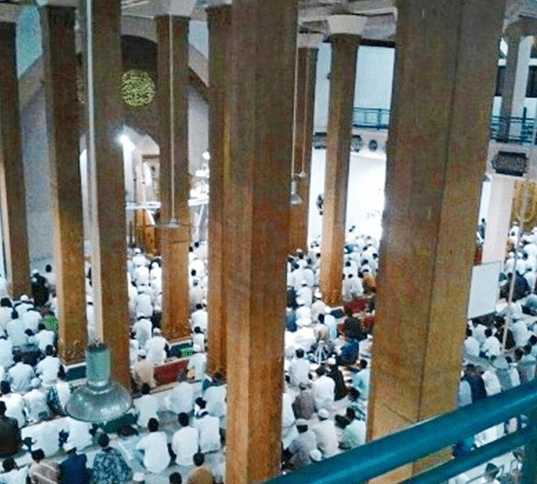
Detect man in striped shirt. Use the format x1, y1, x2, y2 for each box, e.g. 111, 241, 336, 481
29, 449, 60, 484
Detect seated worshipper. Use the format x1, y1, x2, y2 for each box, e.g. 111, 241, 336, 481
34, 324, 55, 355
36, 346, 60, 387
59, 442, 90, 484
172, 413, 200, 467
285, 420, 318, 470
14, 296, 33, 316
342, 273, 363, 303
351, 359, 371, 400
166, 371, 194, 415
480, 329, 501, 358
0, 298, 13, 332
189, 279, 204, 313
462, 365, 487, 402
191, 304, 208, 333
294, 319, 316, 354
0, 334, 14, 369
511, 319, 531, 348
186, 453, 214, 484
312, 366, 335, 411
135, 287, 153, 319
135, 418, 169, 474
134, 384, 159, 428
22, 309, 42, 335
130, 334, 139, 369
339, 408, 366, 450
6, 312, 27, 348
0, 402, 20, 457
38, 307, 57, 334
481, 463, 501, 484
312, 408, 339, 458
145, 328, 168, 366
1, 457, 28, 484
63, 417, 93, 452
22, 414, 67, 457
323, 308, 338, 341
464, 328, 480, 358
29, 449, 60, 484
286, 305, 297, 333
131, 350, 156, 392
204, 373, 226, 420
132, 317, 152, 350
46, 371, 72, 416
336, 336, 359, 367
296, 298, 312, 325
188, 350, 207, 385
91, 433, 132, 484
347, 387, 367, 421
326, 362, 348, 401
343, 308, 366, 341
292, 382, 316, 420
192, 326, 205, 352
297, 281, 313, 308
311, 292, 326, 322
282, 392, 297, 450
23, 379, 51, 423
0, 382, 26, 428
515, 346, 537, 383
288, 348, 311, 387
194, 401, 221, 453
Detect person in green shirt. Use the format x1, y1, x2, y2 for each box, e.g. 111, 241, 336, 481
40, 307, 57, 333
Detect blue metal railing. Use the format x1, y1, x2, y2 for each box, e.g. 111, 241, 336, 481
265, 380, 537, 484
352, 108, 537, 145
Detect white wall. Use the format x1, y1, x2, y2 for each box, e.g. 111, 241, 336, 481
308, 148, 387, 244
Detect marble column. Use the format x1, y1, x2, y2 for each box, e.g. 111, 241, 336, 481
156, 9, 192, 342
224, 0, 297, 481
40, 3, 87, 364
0, 9, 31, 299
207, 1, 231, 376
288, 33, 322, 254
82, 0, 130, 386
368, 0, 506, 481
319, 16, 366, 306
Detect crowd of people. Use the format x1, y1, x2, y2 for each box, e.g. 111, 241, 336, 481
2, 218, 535, 483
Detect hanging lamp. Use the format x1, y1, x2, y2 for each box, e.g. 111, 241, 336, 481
66, 344, 132, 423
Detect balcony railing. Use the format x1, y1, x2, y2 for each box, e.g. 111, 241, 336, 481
352, 107, 537, 145
264, 380, 537, 484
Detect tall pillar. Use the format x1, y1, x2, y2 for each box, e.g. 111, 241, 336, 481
0, 8, 31, 299
40, 3, 87, 364
207, 1, 231, 376
82, 0, 130, 386
319, 16, 365, 306
225, 0, 297, 482
288, 33, 321, 254
368, 0, 506, 482
482, 174, 516, 263
156, 5, 192, 342
499, 32, 532, 140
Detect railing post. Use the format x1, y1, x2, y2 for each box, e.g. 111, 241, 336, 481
377, 108, 382, 130
522, 409, 537, 484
